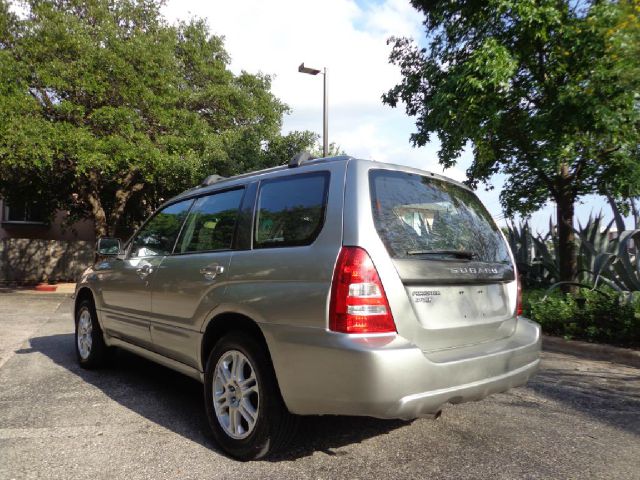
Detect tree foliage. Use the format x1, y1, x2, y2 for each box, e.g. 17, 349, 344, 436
0, 0, 314, 236
384, 0, 640, 284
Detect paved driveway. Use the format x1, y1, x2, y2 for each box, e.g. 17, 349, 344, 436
0, 294, 638, 479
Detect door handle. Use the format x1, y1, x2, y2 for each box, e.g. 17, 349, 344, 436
136, 264, 153, 279
200, 264, 224, 281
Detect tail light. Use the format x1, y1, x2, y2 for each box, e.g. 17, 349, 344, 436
516, 275, 523, 316
329, 247, 396, 334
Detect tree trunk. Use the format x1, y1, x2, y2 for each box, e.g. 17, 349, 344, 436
86, 191, 108, 238
556, 169, 577, 291
84, 171, 108, 238
83, 169, 144, 238
108, 182, 144, 237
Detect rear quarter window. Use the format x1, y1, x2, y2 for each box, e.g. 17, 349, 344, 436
255, 172, 330, 248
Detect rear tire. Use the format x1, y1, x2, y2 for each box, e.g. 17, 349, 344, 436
204, 332, 297, 460
74, 298, 110, 369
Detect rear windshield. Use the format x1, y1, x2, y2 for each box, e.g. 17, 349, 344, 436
369, 170, 510, 263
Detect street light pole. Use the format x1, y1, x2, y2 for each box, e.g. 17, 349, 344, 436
322, 67, 328, 158
298, 62, 328, 157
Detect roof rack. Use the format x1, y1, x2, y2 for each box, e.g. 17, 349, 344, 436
201, 174, 226, 186
288, 151, 315, 168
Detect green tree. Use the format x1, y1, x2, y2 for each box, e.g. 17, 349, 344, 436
383, 0, 640, 286
0, 0, 314, 237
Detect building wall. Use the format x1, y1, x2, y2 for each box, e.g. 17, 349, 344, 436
0, 199, 96, 284
0, 199, 96, 241
0, 238, 94, 284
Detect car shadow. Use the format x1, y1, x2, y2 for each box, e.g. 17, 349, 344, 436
22, 333, 408, 460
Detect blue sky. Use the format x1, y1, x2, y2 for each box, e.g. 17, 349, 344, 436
162, 0, 631, 234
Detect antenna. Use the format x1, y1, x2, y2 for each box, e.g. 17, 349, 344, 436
201, 174, 226, 186
288, 151, 315, 168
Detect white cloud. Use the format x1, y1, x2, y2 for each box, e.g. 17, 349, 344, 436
163, 4, 417, 134
163, 0, 418, 107
358, 0, 424, 38
161, 1, 482, 206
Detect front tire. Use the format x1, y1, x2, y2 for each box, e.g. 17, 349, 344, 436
75, 299, 110, 369
204, 332, 297, 460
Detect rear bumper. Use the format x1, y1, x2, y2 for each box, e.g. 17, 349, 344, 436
262, 318, 541, 419
389, 357, 539, 419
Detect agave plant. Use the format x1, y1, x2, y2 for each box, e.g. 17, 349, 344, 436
585, 199, 640, 292
574, 212, 618, 287
505, 221, 531, 268
506, 219, 558, 287
609, 230, 640, 291
505, 198, 640, 293
530, 218, 559, 285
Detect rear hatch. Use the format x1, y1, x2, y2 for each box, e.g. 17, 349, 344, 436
369, 169, 517, 352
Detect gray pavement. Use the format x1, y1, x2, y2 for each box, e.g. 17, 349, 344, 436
0, 293, 638, 479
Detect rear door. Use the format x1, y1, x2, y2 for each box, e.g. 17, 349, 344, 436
345, 163, 517, 352
224, 170, 339, 330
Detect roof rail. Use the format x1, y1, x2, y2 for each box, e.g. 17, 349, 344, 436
288, 151, 315, 168
201, 174, 226, 186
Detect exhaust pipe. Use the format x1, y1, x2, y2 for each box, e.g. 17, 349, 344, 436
420, 409, 442, 420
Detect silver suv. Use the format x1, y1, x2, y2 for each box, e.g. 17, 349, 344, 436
74, 154, 541, 460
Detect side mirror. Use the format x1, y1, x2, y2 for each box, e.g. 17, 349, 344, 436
96, 237, 122, 256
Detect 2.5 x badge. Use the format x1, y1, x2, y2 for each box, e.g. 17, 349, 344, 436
412, 290, 441, 303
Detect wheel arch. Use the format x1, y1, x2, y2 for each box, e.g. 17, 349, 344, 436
200, 312, 271, 371
74, 286, 96, 318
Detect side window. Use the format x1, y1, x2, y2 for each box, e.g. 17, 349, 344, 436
176, 188, 244, 253
255, 172, 330, 248
130, 200, 193, 258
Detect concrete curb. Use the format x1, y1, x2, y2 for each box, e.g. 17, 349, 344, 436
543, 334, 640, 369
0, 283, 75, 299
0, 291, 73, 299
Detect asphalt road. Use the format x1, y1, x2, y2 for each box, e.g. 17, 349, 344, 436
0, 294, 638, 480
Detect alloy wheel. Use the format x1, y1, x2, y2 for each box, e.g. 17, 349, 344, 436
212, 350, 260, 439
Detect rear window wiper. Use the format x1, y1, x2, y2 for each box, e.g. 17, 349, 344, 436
407, 249, 475, 260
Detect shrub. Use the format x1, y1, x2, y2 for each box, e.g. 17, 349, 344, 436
530, 292, 577, 337
521, 288, 545, 318
525, 287, 640, 347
